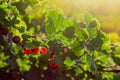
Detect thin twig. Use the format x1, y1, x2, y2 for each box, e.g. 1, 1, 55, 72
102, 70, 120, 73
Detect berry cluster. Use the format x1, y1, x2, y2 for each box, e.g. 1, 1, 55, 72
0, 24, 21, 44
23, 47, 47, 55
23, 46, 59, 70
48, 48, 67, 70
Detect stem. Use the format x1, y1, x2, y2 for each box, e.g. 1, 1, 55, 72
86, 37, 92, 44
102, 70, 120, 73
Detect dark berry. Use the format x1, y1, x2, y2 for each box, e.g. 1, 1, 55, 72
12, 36, 20, 44
1, 28, 9, 36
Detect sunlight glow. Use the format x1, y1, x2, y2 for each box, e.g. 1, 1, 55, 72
48, 0, 120, 34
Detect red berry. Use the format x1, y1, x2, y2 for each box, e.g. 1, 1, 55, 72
50, 61, 58, 70
32, 47, 39, 54
40, 47, 47, 55
12, 36, 20, 44
63, 49, 67, 54
23, 48, 32, 55
1, 28, 9, 36
49, 52, 55, 59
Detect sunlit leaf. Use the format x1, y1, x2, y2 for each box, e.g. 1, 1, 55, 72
74, 66, 82, 75
18, 26, 25, 33
9, 6, 19, 16
64, 56, 76, 69
84, 12, 93, 25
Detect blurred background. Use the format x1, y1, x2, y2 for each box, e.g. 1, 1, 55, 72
48, 0, 120, 35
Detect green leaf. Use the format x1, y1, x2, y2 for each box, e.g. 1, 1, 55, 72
10, 6, 19, 16
55, 13, 65, 31
94, 51, 109, 67
102, 73, 114, 80
48, 39, 63, 53
111, 46, 120, 66
11, 0, 20, 3
0, 9, 7, 18
17, 58, 31, 71
47, 9, 73, 32
112, 55, 120, 66
101, 36, 112, 54
70, 39, 84, 56
75, 27, 88, 41
89, 34, 103, 50
84, 12, 100, 38
18, 27, 25, 33
12, 17, 20, 24
55, 32, 71, 46
63, 26, 75, 38
0, 4, 8, 9
28, 27, 34, 35
74, 66, 82, 75
87, 27, 98, 38
25, 39, 34, 48
64, 56, 76, 69
47, 10, 63, 28
113, 45, 120, 55
84, 12, 93, 25
46, 16, 56, 39
86, 54, 97, 72
89, 20, 97, 28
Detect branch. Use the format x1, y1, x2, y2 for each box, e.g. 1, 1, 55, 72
102, 70, 120, 73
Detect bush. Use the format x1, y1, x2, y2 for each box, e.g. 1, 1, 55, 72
0, 0, 120, 80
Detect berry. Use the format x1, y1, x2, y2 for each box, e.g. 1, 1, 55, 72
23, 47, 39, 55
1, 28, 9, 36
49, 52, 55, 61
63, 49, 67, 54
50, 61, 58, 70
32, 47, 39, 54
40, 47, 47, 55
23, 48, 32, 55
12, 36, 20, 44
50, 52, 55, 59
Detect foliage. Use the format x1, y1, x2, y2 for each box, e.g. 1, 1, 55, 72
0, 0, 120, 80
